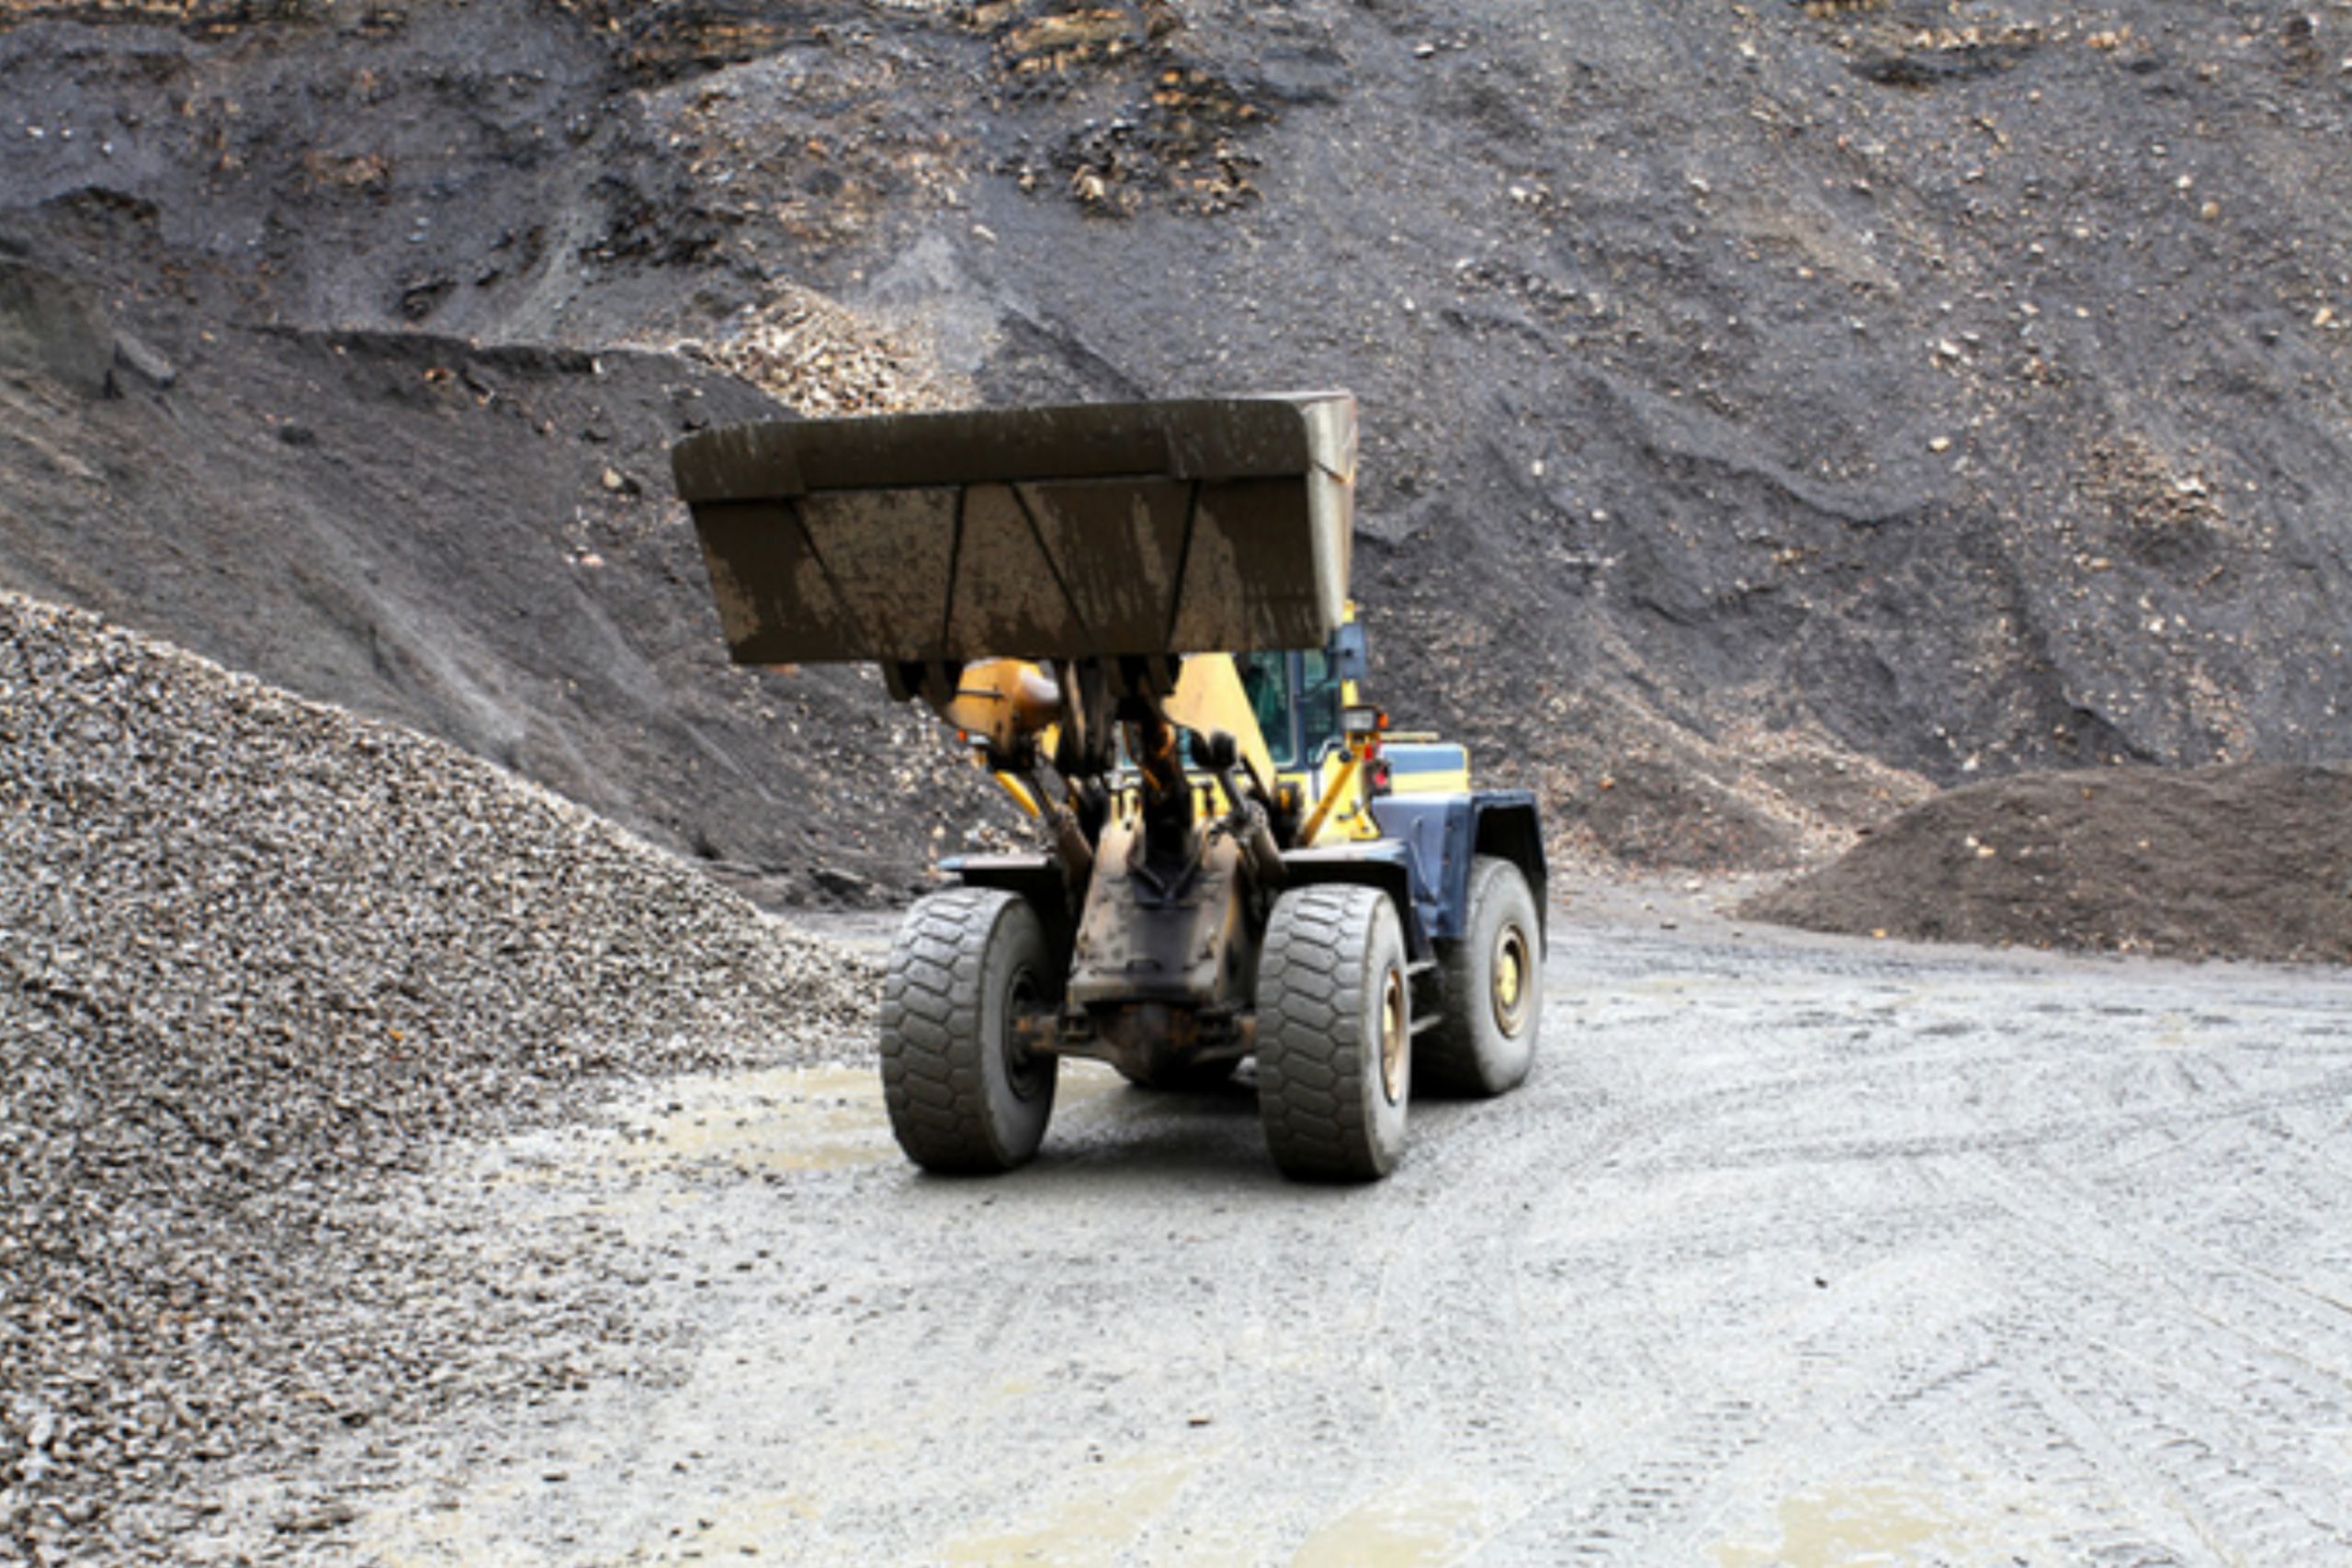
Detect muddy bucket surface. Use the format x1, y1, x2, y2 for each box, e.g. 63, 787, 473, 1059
672, 393, 1355, 666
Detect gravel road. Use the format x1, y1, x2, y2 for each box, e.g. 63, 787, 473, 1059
193, 903, 2352, 1567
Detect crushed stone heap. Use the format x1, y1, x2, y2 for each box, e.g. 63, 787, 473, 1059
0, 591, 876, 1561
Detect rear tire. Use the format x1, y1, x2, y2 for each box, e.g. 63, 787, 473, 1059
1256, 885, 1411, 1182
879, 888, 1058, 1173
1418, 855, 1541, 1098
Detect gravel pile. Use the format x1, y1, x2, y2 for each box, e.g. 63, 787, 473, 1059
0, 591, 879, 1562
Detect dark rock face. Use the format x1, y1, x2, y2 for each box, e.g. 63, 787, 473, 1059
4, 0, 2349, 881
0, 249, 133, 399
0, 264, 1003, 907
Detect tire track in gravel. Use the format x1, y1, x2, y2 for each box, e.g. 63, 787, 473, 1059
1343, 1066, 1653, 1540
185, 917, 2352, 1567
1379, 934, 2352, 1566
1448, 1111, 1981, 1561
1966, 1143, 2352, 1563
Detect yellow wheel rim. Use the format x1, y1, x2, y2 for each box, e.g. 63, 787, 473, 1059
1490, 925, 1532, 1037
1379, 964, 1408, 1105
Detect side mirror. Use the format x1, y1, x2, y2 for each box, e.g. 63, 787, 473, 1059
1328, 620, 1370, 683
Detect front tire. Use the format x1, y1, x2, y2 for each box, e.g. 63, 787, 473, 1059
1418, 855, 1541, 1098
1256, 885, 1411, 1182
879, 889, 1058, 1173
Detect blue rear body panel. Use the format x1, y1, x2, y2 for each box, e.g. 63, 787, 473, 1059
1284, 789, 1545, 957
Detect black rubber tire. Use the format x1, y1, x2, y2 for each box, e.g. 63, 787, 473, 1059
1255, 884, 1411, 1182
879, 888, 1058, 1174
1418, 855, 1542, 1099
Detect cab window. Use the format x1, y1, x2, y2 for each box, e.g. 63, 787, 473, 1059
1297, 650, 1342, 761
1238, 652, 1295, 767
1238, 649, 1346, 770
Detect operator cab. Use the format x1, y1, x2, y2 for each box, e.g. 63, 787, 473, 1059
1238, 649, 1345, 770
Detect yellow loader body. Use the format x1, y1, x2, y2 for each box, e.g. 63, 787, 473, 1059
673, 394, 1545, 1182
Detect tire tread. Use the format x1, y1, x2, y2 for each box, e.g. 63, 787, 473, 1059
880, 888, 1048, 1172
1258, 884, 1406, 1181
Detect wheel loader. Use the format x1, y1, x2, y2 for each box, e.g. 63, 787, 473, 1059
672, 392, 1544, 1181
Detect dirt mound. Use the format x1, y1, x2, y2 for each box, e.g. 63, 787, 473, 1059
0, 591, 877, 1559
1740, 764, 2352, 964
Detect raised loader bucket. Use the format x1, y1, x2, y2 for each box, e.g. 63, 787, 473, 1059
671, 393, 1355, 667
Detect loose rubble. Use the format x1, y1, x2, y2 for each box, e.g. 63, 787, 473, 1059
664, 284, 968, 417
0, 592, 878, 1562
